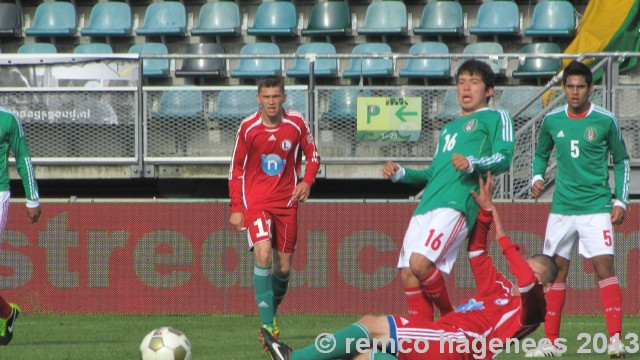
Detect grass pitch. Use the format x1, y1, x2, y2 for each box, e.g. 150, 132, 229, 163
1, 314, 637, 359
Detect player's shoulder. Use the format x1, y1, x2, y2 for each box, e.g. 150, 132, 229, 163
541, 106, 566, 123
0, 106, 19, 126
590, 104, 617, 122
476, 108, 512, 122
238, 111, 262, 131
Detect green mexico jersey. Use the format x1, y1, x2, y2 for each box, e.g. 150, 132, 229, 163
0, 108, 39, 202
400, 108, 515, 230
532, 104, 630, 215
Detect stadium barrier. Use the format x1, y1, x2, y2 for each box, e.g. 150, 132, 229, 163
1, 202, 638, 315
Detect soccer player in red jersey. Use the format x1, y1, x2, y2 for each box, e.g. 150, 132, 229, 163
261, 172, 558, 360
228, 76, 320, 341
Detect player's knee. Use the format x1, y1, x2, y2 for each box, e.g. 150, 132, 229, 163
254, 250, 272, 267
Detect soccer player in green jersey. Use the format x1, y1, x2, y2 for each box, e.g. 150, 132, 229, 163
382, 60, 515, 321
527, 61, 629, 358
0, 107, 41, 345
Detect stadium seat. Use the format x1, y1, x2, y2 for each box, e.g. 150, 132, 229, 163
524, 1, 576, 38
152, 88, 205, 156
18, 43, 57, 54
230, 43, 281, 78
342, 43, 394, 79
247, 1, 297, 37
321, 89, 372, 122
462, 42, 508, 77
154, 89, 203, 118
357, 1, 408, 36
499, 88, 543, 128
434, 89, 460, 122
301, 1, 351, 37
191, 1, 241, 37
399, 42, 451, 79
209, 89, 259, 122
176, 43, 225, 78
512, 42, 562, 79
469, 1, 520, 36
129, 43, 170, 78
413, 1, 464, 37
73, 43, 113, 54
80, 2, 132, 37
0, 3, 22, 38
283, 90, 307, 119
25, 2, 77, 37
136, 2, 187, 37
286, 42, 338, 78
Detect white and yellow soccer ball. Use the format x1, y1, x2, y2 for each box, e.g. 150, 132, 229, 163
140, 326, 192, 360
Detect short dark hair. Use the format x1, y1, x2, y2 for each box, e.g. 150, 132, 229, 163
529, 254, 559, 285
456, 59, 495, 90
257, 76, 285, 93
562, 60, 592, 86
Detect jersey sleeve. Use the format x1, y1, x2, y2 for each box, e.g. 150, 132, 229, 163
531, 116, 553, 180
608, 117, 630, 204
8, 115, 39, 204
468, 110, 515, 175
299, 118, 321, 186
467, 209, 506, 296
400, 166, 433, 187
228, 126, 248, 213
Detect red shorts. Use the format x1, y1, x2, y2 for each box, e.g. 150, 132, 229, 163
244, 208, 297, 254
388, 315, 474, 360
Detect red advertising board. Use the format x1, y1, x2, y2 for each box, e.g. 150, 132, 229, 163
0, 202, 638, 315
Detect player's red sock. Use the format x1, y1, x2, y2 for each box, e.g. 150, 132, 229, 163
404, 286, 433, 320
421, 268, 453, 317
598, 277, 622, 339
544, 282, 566, 344
0, 295, 11, 318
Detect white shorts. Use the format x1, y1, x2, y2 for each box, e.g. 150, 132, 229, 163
543, 213, 614, 259
397, 208, 468, 274
0, 191, 10, 242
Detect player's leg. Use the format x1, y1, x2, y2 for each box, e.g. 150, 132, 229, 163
576, 214, 624, 357
271, 209, 297, 315
0, 192, 18, 346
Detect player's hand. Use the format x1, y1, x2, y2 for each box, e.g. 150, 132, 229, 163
291, 182, 311, 202
531, 180, 545, 198
229, 212, 244, 231
382, 161, 400, 179
470, 171, 494, 210
611, 206, 626, 225
493, 207, 507, 240
26, 206, 41, 224
451, 154, 471, 172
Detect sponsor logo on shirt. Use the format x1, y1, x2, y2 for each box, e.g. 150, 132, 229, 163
494, 298, 509, 306
261, 154, 286, 176
281, 139, 292, 151
463, 119, 478, 132
584, 127, 598, 142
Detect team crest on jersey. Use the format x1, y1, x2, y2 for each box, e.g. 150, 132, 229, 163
261, 154, 286, 176
281, 139, 292, 151
494, 299, 509, 306
584, 127, 598, 142
463, 119, 478, 132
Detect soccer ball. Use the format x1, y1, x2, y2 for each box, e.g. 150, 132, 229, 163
140, 326, 192, 360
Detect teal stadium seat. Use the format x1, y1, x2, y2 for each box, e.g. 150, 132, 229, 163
191, 2, 241, 37
210, 90, 259, 121
321, 89, 372, 121
399, 42, 451, 79
136, 2, 187, 37
176, 43, 225, 78
286, 42, 338, 78
154, 89, 203, 118
512, 42, 562, 79
342, 43, 394, 79
434, 89, 460, 122
462, 42, 508, 77
80, 2, 132, 37
524, 1, 576, 38
230, 43, 281, 78
413, 1, 464, 37
18, 43, 57, 53
499, 88, 543, 122
301, 1, 351, 37
357, 1, 408, 36
129, 43, 170, 78
469, 1, 520, 36
73, 43, 113, 54
25, 2, 77, 37
0, 3, 22, 38
283, 90, 307, 119
151, 88, 205, 155
247, 1, 297, 37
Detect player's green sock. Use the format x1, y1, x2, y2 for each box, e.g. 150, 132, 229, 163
253, 265, 274, 327
272, 272, 290, 314
291, 323, 370, 360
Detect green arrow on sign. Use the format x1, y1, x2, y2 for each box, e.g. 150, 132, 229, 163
395, 105, 417, 122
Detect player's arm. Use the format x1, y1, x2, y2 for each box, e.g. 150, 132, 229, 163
8, 115, 40, 223
608, 118, 630, 225
292, 120, 321, 202
228, 128, 247, 228
531, 118, 553, 197
383, 162, 433, 188
466, 110, 515, 175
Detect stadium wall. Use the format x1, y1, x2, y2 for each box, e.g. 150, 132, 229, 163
0, 202, 638, 315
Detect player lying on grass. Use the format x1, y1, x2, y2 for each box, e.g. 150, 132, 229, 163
261, 172, 558, 360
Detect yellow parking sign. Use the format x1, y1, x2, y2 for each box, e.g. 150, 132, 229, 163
356, 97, 422, 142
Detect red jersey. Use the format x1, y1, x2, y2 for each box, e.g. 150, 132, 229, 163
229, 109, 320, 213
394, 209, 546, 360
